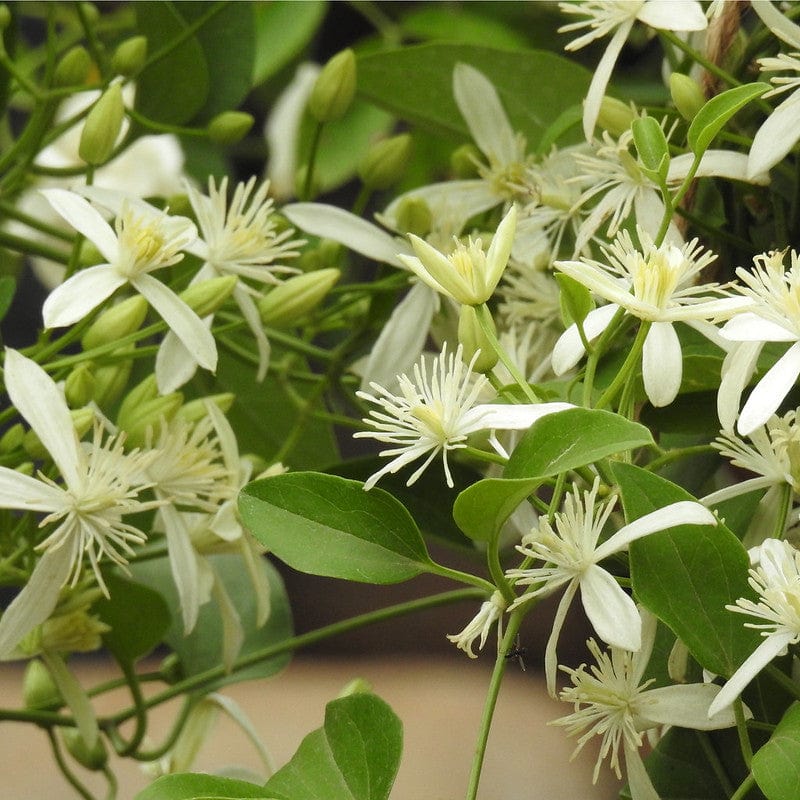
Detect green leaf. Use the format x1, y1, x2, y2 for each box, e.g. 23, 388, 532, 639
132, 554, 293, 688
504, 408, 654, 479
252, 1, 327, 85
135, 773, 271, 800
687, 82, 767, 157
0, 276, 16, 323
96, 573, 170, 666
612, 462, 761, 677
632, 115, 670, 182
357, 44, 591, 146
400, 7, 528, 50
753, 703, 800, 800
453, 477, 540, 542
264, 693, 402, 800
556, 273, 594, 327
239, 472, 434, 584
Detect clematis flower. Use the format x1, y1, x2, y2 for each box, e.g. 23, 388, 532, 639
506, 479, 717, 694
558, 0, 707, 139
0, 350, 158, 658
40, 188, 217, 376
708, 537, 800, 717
355, 343, 572, 490
718, 249, 800, 435
446, 590, 507, 659
553, 608, 739, 800
552, 228, 747, 407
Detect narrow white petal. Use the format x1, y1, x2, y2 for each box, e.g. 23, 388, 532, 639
752, 0, 800, 50
718, 341, 762, 430
0, 548, 72, 658
632, 189, 670, 242
43, 266, 126, 329
580, 565, 641, 651
282, 203, 407, 266
162, 506, 203, 634
408, 234, 474, 301
464, 402, 573, 433
544, 582, 579, 697
748, 91, 800, 178
211, 570, 244, 672
484, 205, 517, 293
642, 321, 682, 407
738, 341, 800, 435
43, 650, 99, 749
583, 22, 633, 140
234, 286, 271, 382
643, 684, 738, 729
555, 258, 634, 308
637, 0, 706, 31
3, 349, 82, 487
155, 330, 199, 395
669, 150, 769, 186
40, 188, 119, 263
395, 254, 449, 296
721, 312, 796, 342
707, 631, 795, 717
209, 692, 274, 774
453, 63, 518, 166
551, 304, 619, 375
0, 468, 64, 511
624, 743, 661, 800
702, 476, 776, 507
134, 274, 217, 372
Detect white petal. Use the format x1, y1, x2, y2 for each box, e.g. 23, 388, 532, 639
209, 692, 274, 774
43, 650, 98, 749
0, 467, 63, 512
642, 321, 682, 407
643, 683, 738, 729
134, 274, 217, 372
484, 205, 517, 293
40, 188, 119, 263
282, 203, 407, 267
3, 349, 82, 487
581, 565, 642, 650
752, 0, 800, 50
544, 581, 579, 696
234, 286, 271, 382
624, 743, 661, 800
707, 630, 795, 717
669, 150, 769, 186
155, 330, 199, 395
0, 548, 72, 658
161, 505, 203, 634
738, 340, 800, 435
637, 0, 706, 31
465, 401, 573, 433
43, 265, 126, 329
555, 257, 634, 308
632, 189, 670, 242
748, 91, 800, 178
717, 341, 762, 430
551, 304, 619, 374
721, 312, 796, 342
452, 63, 518, 166
211, 570, 244, 672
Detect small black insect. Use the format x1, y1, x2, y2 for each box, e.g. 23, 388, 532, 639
505, 636, 527, 671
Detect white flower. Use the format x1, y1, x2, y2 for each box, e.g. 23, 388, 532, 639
156, 176, 303, 391
719, 249, 800, 435
554, 608, 739, 799
355, 343, 572, 490
553, 228, 746, 407
708, 537, 800, 717
559, 0, 707, 139
40, 188, 217, 375
0, 350, 158, 657
506, 479, 717, 694
446, 590, 507, 658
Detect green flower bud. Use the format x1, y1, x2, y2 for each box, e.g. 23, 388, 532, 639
393, 197, 432, 238
179, 274, 238, 317
450, 144, 482, 179
82, 295, 148, 351
457, 305, 498, 373
65, 363, 96, 408
259, 268, 340, 328
669, 72, 706, 121
596, 96, 636, 137
176, 392, 235, 424
208, 111, 254, 144
119, 392, 183, 448
53, 46, 92, 88
92, 356, 133, 409
16, 461, 34, 477
24, 408, 94, 459
62, 728, 108, 771
78, 83, 125, 165
0, 422, 24, 453
23, 660, 62, 710
159, 652, 184, 684
110, 35, 147, 77
308, 49, 356, 123
118, 374, 159, 422
358, 133, 412, 190
79, 3, 99, 25
0, 5, 10, 30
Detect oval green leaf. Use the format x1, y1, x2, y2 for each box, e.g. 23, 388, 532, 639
753, 702, 800, 800
239, 472, 433, 584
135, 773, 272, 800
453, 477, 540, 542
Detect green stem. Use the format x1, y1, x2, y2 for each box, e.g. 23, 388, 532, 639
734, 698, 753, 769
128, 697, 196, 761
582, 306, 626, 406
0, 228, 70, 263
462, 445, 508, 467
729, 773, 756, 800
695, 730, 734, 796
766, 663, 800, 701
46, 727, 95, 800
658, 30, 740, 88
465, 607, 525, 800
107, 661, 148, 756
425, 563, 496, 595
302, 122, 325, 200
644, 444, 717, 472
773, 483, 793, 540
595, 321, 650, 411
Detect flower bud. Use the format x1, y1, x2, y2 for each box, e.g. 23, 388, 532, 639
118, 378, 182, 447
78, 2, 99, 25
92, 357, 133, 408
23, 660, 62, 710
208, 110, 254, 144
110, 35, 147, 77
176, 392, 235, 424
358, 134, 412, 190
393, 197, 432, 238
0, 422, 24, 453
308, 49, 356, 123
669, 73, 705, 121
159, 652, 183, 684
118, 374, 158, 421
458, 305, 498, 373
65, 363, 96, 408
63, 728, 108, 770
53, 46, 92, 87
78, 83, 125, 165
450, 144, 482, 179
82, 295, 149, 351
179, 275, 238, 317
0, 5, 10, 30
259, 268, 340, 328
24, 408, 94, 459
596, 96, 636, 137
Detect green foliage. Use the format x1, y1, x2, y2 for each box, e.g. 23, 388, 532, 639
753, 703, 800, 800
136, 773, 274, 800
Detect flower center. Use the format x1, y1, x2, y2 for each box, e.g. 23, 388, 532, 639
630, 247, 683, 311
115, 206, 187, 277
411, 402, 450, 442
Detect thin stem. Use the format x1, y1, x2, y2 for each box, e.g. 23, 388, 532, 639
734, 698, 753, 769
582, 306, 626, 407
465, 607, 525, 800
107, 661, 148, 756
766, 663, 800, 701
644, 444, 717, 472
658, 30, 740, 88
773, 482, 793, 540
302, 122, 325, 200
695, 729, 735, 796
462, 445, 508, 468
595, 321, 650, 411
729, 773, 756, 800
46, 727, 95, 800
425, 562, 496, 595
